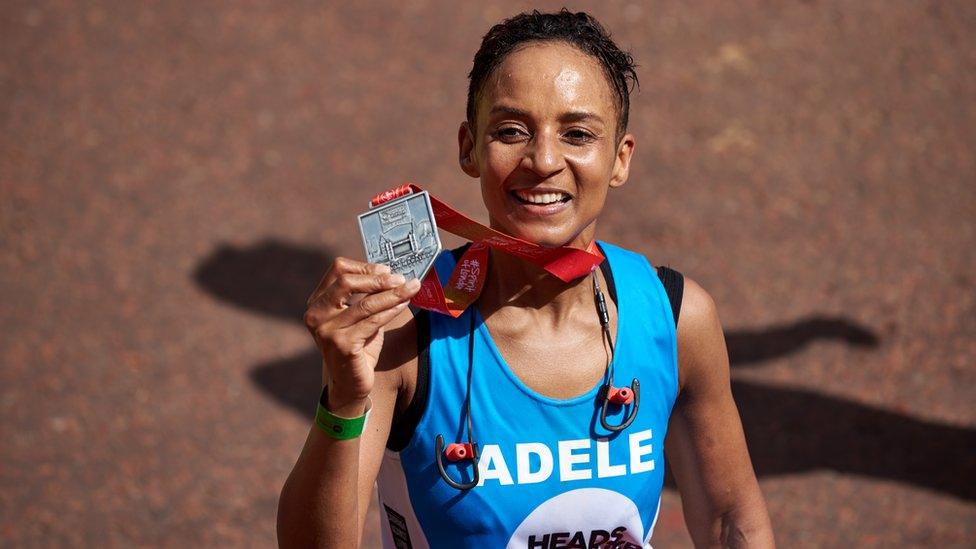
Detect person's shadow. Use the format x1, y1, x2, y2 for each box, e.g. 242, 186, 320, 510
194, 239, 976, 501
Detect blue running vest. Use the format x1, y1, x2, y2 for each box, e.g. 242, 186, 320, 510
376, 241, 679, 548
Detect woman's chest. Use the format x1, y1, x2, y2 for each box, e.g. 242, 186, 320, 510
484, 316, 615, 400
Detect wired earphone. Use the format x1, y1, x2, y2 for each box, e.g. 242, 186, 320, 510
434, 267, 641, 491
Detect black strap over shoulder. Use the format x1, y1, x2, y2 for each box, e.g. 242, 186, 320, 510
655, 266, 684, 328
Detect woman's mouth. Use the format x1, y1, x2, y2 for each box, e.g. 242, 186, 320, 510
509, 189, 573, 217
511, 189, 572, 206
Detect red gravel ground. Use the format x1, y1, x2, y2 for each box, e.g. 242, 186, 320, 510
2, 1, 974, 547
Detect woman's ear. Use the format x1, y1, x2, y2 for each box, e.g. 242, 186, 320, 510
609, 133, 636, 188
458, 122, 480, 178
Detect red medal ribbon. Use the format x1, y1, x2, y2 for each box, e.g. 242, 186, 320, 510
369, 184, 604, 317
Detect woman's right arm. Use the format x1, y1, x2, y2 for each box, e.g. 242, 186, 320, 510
276, 258, 421, 548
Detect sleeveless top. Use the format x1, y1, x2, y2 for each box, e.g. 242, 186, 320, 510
375, 241, 679, 548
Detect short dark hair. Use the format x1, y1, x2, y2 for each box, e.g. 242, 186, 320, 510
466, 9, 639, 137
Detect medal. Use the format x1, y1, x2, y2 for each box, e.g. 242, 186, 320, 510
357, 189, 442, 281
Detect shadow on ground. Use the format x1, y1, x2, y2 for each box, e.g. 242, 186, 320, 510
194, 240, 976, 501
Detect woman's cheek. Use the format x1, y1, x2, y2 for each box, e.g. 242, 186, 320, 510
564, 145, 602, 167
484, 149, 523, 183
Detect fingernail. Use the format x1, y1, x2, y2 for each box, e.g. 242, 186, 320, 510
406, 278, 421, 290
376, 264, 391, 274
387, 273, 406, 285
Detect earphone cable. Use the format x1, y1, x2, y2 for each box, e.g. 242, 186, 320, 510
465, 309, 476, 450
592, 270, 616, 381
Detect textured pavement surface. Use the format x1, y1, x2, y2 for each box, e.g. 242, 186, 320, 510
2, 1, 974, 547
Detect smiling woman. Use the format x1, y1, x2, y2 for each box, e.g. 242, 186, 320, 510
459, 40, 634, 249
278, 9, 774, 549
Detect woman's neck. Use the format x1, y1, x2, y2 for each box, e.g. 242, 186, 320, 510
477, 245, 598, 326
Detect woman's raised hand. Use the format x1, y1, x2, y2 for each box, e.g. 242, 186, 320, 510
303, 257, 421, 410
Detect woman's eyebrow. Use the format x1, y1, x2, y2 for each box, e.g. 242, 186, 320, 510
488, 106, 605, 125
560, 111, 605, 125
488, 105, 531, 118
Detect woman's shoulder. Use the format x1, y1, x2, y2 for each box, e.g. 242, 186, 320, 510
674, 275, 727, 393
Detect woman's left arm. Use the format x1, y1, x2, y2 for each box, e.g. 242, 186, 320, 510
664, 277, 775, 548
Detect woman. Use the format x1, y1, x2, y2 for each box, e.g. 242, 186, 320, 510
279, 10, 774, 548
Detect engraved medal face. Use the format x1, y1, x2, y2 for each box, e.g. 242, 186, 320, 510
358, 190, 441, 280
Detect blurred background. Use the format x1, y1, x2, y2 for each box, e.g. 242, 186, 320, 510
2, 1, 974, 546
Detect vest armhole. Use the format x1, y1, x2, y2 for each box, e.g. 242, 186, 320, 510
386, 309, 430, 452
655, 266, 684, 328
386, 245, 469, 452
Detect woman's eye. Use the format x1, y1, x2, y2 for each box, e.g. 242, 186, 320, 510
565, 129, 596, 144
495, 127, 527, 141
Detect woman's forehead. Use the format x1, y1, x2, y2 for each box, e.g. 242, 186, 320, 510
479, 42, 617, 121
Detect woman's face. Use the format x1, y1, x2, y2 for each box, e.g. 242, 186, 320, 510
459, 41, 635, 249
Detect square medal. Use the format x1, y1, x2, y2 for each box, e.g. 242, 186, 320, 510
357, 190, 441, 280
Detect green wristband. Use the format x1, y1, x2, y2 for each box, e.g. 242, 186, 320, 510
315, 387, 371, 440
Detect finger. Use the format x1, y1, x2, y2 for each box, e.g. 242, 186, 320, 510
341, 300, 412, 346
313, 272, 407, 312
334, 278, 421, 328
307, 257, 391, 307
309, 269, 400, 311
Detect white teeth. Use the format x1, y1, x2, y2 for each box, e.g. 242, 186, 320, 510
514, 190, 569, 204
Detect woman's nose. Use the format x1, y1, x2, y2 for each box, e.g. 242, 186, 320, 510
522, 132, 565, 177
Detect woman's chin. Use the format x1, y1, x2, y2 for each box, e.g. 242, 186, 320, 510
489, 215, 592, 249
502, 226, 586, 249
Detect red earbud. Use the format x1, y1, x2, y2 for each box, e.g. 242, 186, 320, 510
445, 443, 475, 462
607, 386, 633, 405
